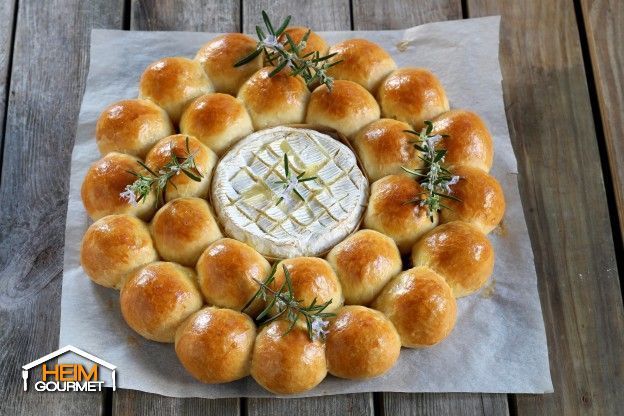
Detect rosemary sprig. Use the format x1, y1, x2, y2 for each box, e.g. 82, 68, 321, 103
120, 137, 203, 207
274, 154, 317, 205
242, 263, 335, 341
234, 11, 341, 90
402, 121, 460, 221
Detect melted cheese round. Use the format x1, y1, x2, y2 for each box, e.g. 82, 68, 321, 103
211, 126, 369, 258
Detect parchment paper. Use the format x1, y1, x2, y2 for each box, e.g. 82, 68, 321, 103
59, 16, 554, 397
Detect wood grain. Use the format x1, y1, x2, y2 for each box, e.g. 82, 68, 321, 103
352, 0, 510, 413
468, 0, 624, 414
0, 0, 122, 414
579, 0, 624, 245
111, 1, 242, 414
242, 1, 372, 414
0, 0, 16, 161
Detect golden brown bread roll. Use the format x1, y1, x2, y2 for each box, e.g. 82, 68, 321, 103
179, 93, 253, 155
363, 174, 438, 254
81, 152, 156, 221
175, 307, 256, 383
352, 118, 423, 181
237, 67, 310, 130
411, 221, 494, 297
144, 134, 217, 202
278, 27, 329, 57
250, 320, 327, 394
80, 214, 158, 289
326, 230, 401, 305
431, 110, 493, 172
120, 261, 203, 343
378, 68, 449, 129
305, 80, 380, 138
271, 257, 343, 314
96, 99, 174, 158
196, 238, 270, 316
326, 39, 396, 93
150, 197, 222, 267
326, 306, 401, 379
195, 33, 263, 96
372, 266, 457, 347
438, 165, 505, 234
138, 57, 214, 124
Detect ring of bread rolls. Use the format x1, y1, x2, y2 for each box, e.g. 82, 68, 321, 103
81, 31, 509, 395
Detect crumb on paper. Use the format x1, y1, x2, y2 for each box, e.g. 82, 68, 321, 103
396, 40, 410, 52
127, 335, 139, 348
480, 278, 496, 298
492, 219, 508, 237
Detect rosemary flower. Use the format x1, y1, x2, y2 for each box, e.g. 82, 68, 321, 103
402, 121, 461, 221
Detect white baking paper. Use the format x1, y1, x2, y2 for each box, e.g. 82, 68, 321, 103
59, 16, 554, 397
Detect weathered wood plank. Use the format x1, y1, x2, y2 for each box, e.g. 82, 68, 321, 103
0, 0, 16, 160
110, 1, 241, 415
352, 0, 510, 414
130, 0, 240, 32
242, 0, 371, 414
0, 0, 123, 415
467, 0, 624, 414
579, 0, 624, 245
381, 393, 509, 416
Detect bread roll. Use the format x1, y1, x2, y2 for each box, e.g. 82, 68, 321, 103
81, 152, 156, 221
378, 68, 449, 129
96, 99, 174, 158
271, 257, 343, 314
195, 33, 263, 95
372, 266, 456, 347
120, 262, 203, 343
144, 134, 217, 202
251, 320, 327, 394
196, 238, 270, 316
175, 307, 256, 383
139, 57, 213, 124
80, 215, 158, 289
326, 39, 396, 93
411, 221, 494, 297
305, 80, 380, 138
150, 197, 222, 267
438, 165, 505, 234
237, 67, 310, 130
352, 118, 423, 181
278, 27, 329, 57
326, 306, 400, 379
363, 174, 438, 254
431, 110, 493, 172
179, 93, 253, 156
326, 230, 401, 305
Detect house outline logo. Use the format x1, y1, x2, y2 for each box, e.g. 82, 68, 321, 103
22, 345, 116, 392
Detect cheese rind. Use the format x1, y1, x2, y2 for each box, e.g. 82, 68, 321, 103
211, 127, 369, 258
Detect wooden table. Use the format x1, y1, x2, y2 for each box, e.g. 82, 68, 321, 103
1, 0, 622, 414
